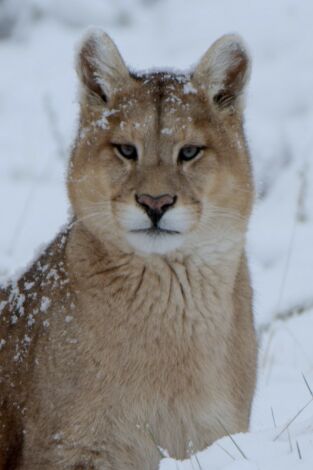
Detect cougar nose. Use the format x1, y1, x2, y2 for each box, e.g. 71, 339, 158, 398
135, 193, 177, 225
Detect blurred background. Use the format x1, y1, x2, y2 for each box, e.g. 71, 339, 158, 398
1, 0, 313, 442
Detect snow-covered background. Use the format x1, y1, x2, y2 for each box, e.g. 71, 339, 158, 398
1, 0, 313, 467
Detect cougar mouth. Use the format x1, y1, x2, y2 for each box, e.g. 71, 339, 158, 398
126, 224, 184, 254
130, 227, 180, 235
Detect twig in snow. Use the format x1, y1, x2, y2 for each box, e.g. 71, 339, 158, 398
42, 93, 67, 161
302, 373, 313, 397
297, 158, 310, 223
216, 442, 235, 461
270, 406, 277, 428
261, 321, 313, 379
296, 440, 302, 460
287, 428, 293, 453
6, 133, 55, 256
258, 298, 313, 338
273, 397, 313, 441
216, 418, 247, 460
186, 442, 197, 470
187, 442, 204, 470
6, 180, 38, 256
192, 453, 204, 470
273, 218, 298, 320
265, 353, 275, 385
273, 372, 313, 441
261, 139, 312, 358
187, 452, 197, 470
6, 92, 65, 256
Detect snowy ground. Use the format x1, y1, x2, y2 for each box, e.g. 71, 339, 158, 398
1, 0, 313, 468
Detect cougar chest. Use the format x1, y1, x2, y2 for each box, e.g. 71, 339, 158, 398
72, 254, 232, 402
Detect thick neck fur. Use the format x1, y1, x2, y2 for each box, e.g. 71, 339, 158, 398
67, 223, 243, 339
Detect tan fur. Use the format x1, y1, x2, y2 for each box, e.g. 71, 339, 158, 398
0, 31, 257, 469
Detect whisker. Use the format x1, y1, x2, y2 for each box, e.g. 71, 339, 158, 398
71, 211, 108, 227
201, 212, 246, 224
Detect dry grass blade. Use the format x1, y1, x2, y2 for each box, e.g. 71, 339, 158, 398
297, 159, 310, 223
271, 406, 277, 428
144, 425, 164, 459
258, 298, 313, 337
296, 440, 302, 460
193, 453, 204, 470
188, 456, 197, 470
287, 428, 293, 453
217, 418, 247, 460
274, 397, 313, 441
43, 93, 67, 161
302, 373, 313, 397
216, 442, 235, 461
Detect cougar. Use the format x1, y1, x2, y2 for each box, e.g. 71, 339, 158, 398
0, 29, 257, 469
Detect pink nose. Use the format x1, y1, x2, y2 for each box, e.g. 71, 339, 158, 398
135, 194, 176, 220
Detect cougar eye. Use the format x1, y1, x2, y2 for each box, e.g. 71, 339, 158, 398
178, 146, 203, 162
114, 144, 138, 161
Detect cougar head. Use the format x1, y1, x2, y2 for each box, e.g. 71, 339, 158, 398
68, 29, 253, 256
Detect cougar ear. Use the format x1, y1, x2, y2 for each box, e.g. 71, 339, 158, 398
193, 34, 251, 111
76, 28, 129, 102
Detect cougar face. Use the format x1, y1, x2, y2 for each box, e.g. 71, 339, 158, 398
68, 31, 253, 255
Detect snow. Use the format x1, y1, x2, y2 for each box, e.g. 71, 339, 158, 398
40, 296, 51, 312
183, 82, 197, 95
160, 425, 313, 469
95, 109, 119, 130
1, 0, 313, 467
161, 128, 173, 135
